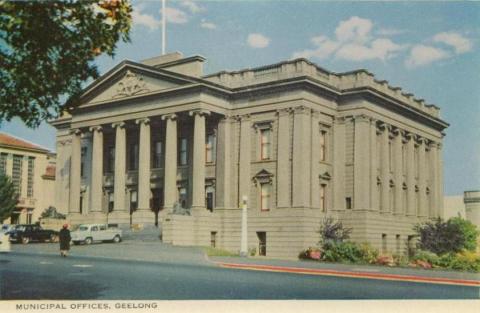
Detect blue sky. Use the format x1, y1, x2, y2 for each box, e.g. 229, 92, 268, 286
1, 0, 479, 195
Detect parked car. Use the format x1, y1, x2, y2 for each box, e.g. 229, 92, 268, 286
0, 224, 15, 235
71, 224, 122, 245
8, 224, 59, 244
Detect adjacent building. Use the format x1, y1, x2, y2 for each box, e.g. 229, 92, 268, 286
51, 52, 448, 258
0, 132, 56, 224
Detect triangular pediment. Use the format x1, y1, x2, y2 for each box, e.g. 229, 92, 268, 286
78, 61, 198, 106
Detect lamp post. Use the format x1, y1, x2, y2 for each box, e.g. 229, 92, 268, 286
240, 195, 248, 257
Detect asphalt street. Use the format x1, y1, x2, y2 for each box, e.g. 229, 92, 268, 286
1, 252, 479, 300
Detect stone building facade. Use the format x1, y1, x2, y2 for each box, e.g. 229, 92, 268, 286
0, 132, 56, 224
51, 52, 448, 258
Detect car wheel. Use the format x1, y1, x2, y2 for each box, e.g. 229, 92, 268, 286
21, 237, 30, 244
73, 241, 80, 246
84, 237, 93, 245
113, 235, 121, 243
50, 234, 59, 243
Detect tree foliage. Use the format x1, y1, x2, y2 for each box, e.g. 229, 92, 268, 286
0, 173, 18, 222
414, 217, 479, 255
0, 0, 132, 127
40, 206, 66, 219
318, 216, 352, 245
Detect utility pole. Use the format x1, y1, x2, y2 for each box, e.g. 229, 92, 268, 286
240, 195, 248, 257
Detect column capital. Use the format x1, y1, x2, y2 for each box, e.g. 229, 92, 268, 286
89, 125, 103, 133
293, 105, 310, 115
232, 114, 250, 122
69, 128, 82, 136
135, 117, 150, 126
391, 127, 404, 137
111, 121, 125, 129
189, 109, 211, 117
276, 107, 293, 117
352, 114, 370, 123
161, 113, 177, 121
376, 121, 391, 132
405, 131, 415, 141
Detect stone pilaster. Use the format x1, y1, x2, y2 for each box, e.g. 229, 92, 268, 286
379, 123, 390, 213
215, 116, 232, 209
332, 117, 346, 210
238, 114, 251, 207
393, 128, 403, 215
353, 114, 371, 210
370, 118, 378, 211
437, 143, 444, 219
190, 109, 210, 210
112, 122, 126, 213
430, 141, 439, 218
69, 129, 82, 214
89, 126, 103, 212
162, 114, 178, 211
405, 132, 416, 216
292, 106, 311, 208
277, 108, 291, 208
310, 110, 321, 209
418, 137, 427, 217
134, 118, 154, 223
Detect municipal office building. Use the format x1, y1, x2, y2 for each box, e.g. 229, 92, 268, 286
51, 52, 448, 258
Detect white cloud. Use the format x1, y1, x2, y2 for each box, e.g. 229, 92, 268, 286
131, 6, 161, 30
405, 45, 450, 68
247, 33, 270, 49
292, 16, 404, 62
376, 28, 406, 36
433, 32, 472, 54
180, 0, 205, 14
162, 7, 189, 24
200, 19, 216, 30
335, 16, 372, 43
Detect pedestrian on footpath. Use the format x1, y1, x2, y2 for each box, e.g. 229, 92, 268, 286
59, 224, 71, 257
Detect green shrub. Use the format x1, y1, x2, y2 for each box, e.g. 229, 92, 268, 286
318, 217, 352, 245
392, 254, 409, 267
447, 251, 480, 272
414, 217, 479, 255
358, 242, 379, 264
412, 250, 439, 265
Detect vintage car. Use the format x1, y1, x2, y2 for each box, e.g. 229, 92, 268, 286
8, 224, 59, 244
71, 224, 122, 245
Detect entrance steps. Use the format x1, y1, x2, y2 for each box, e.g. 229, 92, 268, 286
120, 224, 162, 242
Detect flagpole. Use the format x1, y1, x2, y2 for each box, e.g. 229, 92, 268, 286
162, 0, 166, 55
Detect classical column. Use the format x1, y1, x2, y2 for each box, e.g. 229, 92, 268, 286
353, 114, 371, 210
112, 122, 126, 212
332, 117, 346, 211
292, 106, 311, 208
370, 119, 378, 211
69, 129, 82, 213
310, 110, 321, 209
162, 114, 178, 210
89, 126, 103, 212
393, 128, 403, 215
405, 132, 416, 216
430, 141, 439, 218
379, 123, 390, 213
136, 118, 151, 212
418, 137, 427, 217
238, 114, 251, 207
277, 108, 291, 208
437, 143, 444, 218
190, 109, 210, 209
216, 116, 232, 209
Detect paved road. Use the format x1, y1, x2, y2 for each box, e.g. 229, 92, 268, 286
1, 253, 478, 300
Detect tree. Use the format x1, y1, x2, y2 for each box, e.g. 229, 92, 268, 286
318, 216, 352, 245
414, 217, 479, 255
0, 0, 132, 127
0, 173, 18, 222
40, 206, 66, 219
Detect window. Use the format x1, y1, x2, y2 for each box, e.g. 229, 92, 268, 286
210, 231, 217, 248
320, 130, 327, 161
99, 225, 106, 231
382, 234, 388, 253
205, 134, 216, 163
260, 183, 271, 211
396, 234, 401, 254
260, 129, 271, 160
108, 192, 114, 212
91, 226, 98, 232
0, 153, 7, 175
179, 138, 188, 165
257, 232, 267, 256
345, 197, 352, 210
12, 155, 23, 195
319, 184, 326, 211
153, 141, 163, 168
129, 143, 139, 170
79, 194, 83, 214
130, 190, 138, 212
27, 157, 34, 198
26, 210, 32, 224
206, 186, 215, 212
178, 186, 187, 208
81, 147, 87, 177
108, 146, 115, 172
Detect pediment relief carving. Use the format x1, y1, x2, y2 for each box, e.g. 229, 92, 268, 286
252, 169, 274, 185
113, 70, 150, 98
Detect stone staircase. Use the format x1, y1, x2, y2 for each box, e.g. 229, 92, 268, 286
120, 224, 163, 242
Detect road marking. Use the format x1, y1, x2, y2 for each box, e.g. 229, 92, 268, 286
351, 268, 380, 272
72, 264, 93, 268
216, 262, 480, 287
40, 261, 53, 265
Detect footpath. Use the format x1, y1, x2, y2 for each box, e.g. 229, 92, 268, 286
6, 240, 480, 287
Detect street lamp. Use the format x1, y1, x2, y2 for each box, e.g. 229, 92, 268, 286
240, 195, 248, 257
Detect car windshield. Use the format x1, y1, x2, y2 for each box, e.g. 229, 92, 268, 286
1, 225, 9, 231
15, 225, 26, 231
78, 226, 89, 231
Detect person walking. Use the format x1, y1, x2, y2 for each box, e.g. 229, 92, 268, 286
59, 224, 71, 257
